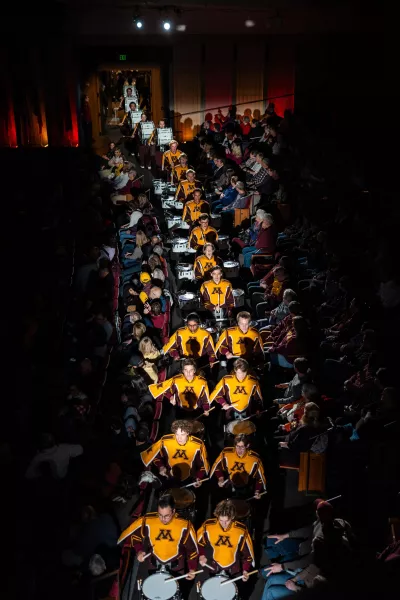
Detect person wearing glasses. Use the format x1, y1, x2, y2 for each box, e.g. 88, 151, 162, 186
118, 493, 198, 579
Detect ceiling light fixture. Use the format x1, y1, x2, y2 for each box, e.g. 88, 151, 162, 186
136, 20, 143, 29
163, 21, 171, 30
245, 20, 255, 28
176, 24, 186, 32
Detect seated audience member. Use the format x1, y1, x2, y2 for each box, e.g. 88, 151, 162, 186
273, 357, 313, 406
278, 402, 325, 465
211, 176, 239, 212
269, 315, 309, 368
219, 182, 250, 217
246, 156, 270, 191
208, 156, 228, 191
240, 115, 251, 140
258, 289, 298, 328
262, 301, 303, 347
225, 140, 243, 166
112, 168, 142, 199
252, 267, 292, 318
138, 336, 161, 384
143, 299, 169, 344
232, 210, 277, 268
25, 433, 83, 480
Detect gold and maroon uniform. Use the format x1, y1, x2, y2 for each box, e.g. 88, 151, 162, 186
215, 326, 263, 361
163, 326, 216, 363
189, 226, 218, 250
172, 164, 189, 184
197, 519, 254, 574
200, 279, 234, 311
182, 199, 210, 225
162, 149, 183, 171
210, 374, 262, 414
149, 374, 210, 412
210, 448, 266, 492
176, 179, 203, 203
118, 513, 198, 571
194, 255, 223, 281
141, 434, 209, 482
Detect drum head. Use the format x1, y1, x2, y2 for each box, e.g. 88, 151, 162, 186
233, 289, 244, 297
167, 487, 195, 508
174, 237, 189, 244
231, 498, 250, 519
201, 576, 236, 600
231, 420, 256, 435
191, 420, 205, 437
179, 292, 195, 301
177, 263, 192, 271
219, 235, 229, 241
231, 471, 250, 488
171, 462, 191, 481
142, 572, 178, 600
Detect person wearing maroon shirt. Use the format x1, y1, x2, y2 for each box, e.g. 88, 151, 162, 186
117, 169, 142, 195
238, 210, 277, 268
269, 316, 309, 368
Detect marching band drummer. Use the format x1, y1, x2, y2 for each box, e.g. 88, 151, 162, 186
149, 358, 210, 419
199, 266, 234, 313
119, 101, 138, 136
215, 311, 263, 365
197, 499, 255, 578
172, 153, 191, 184
209, 358, 263, 420
162, 313, 216, 368
162, 140, 183, 172
141, 419, 209, 486
210, 434, 266, 499
182, 189, 210, 227
194, 243, 223, 281
189, 214, 218, 251
118, 493, 198, 580
175, 170, 203, 203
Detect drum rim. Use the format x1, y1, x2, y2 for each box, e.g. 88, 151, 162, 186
177, 263, 194, 270
168, 487, 196, 506
142, 572, 178, 598
179, 292, 196, 300
233, 288, 244, 296
223, 261, 240, 267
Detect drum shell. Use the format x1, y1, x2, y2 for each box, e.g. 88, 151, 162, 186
233, 289, 245, 307
153, 180, 167, 195
223, 261, 240, 278
178, 292, 199, 310
210, 213, 222, 229
230, 499, 252, 531
218, 235, 229, 251
177, 264, 195, 281
167, 488, 196, 522
172, 237, 190, 253
225, 418, 256, 446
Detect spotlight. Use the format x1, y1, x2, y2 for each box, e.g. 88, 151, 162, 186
163, 21, 171, 31
245, 20, 255, 28
136, 20, 143, 29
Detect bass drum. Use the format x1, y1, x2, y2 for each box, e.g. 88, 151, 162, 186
223, 261, 240, 278
142, 572, 179, 600
233, 288, 245, 307
200, 576, 237, 600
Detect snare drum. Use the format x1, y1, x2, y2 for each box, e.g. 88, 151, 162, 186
210, 213, 222, 229
218, 234, 230, 251
172, 237, 190, 253
177, 263, 195, 281
167, 215, 183, 230
174, 200, 184, 210
153, 179, 167, 196
200, 576, 237, 600
191, 420, 205, 439
213, 306, 228, 322
178, 291, 199, 310
230, 498, 251, 529
233, 288, 245, 307
168, 184, 177, 196
223, 261, 240, 278
142, 572, 179, 600
167, 488, 196, 521
162, 197, 176, 210
226, 419, 256, 436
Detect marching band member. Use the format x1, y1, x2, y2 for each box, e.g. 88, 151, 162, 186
210, 434, 266, 498
199, 266, 234, 313
138, 113, 155, 169
162, 140, 183, 172
149, 358, 210, 417
172, 153, 190, 184
189, 214, 218, 251
209, 358, 263, 418
182, 189, 210, 226
118, 493, 198, 579
215, 311, 263, 363
197, 499, 254, 577
175, 170, 203, 203
120, 101, 138, 136
194, 243, 223, 281
163, 313, 216, 366
141, 419, 209, 485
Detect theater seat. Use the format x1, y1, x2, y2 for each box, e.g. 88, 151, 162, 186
280, 451, 326, 495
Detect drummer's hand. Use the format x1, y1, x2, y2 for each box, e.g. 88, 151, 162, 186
226, 352, 234, 359
203, 410, 210, 417
218, 477, 226, 487
186, 570, 196, 580
193, 478, 202, 488
199, 555, 207, 567
170, 397, 176, 406
279, 442, 289, 449
174, 355, 181, 362
222, 404, 231, 411
254, 490, 261, 500
242, 570, 250, 582
137, 551, 147, 563
159, 467, 167, 477
264, 563, 283, 577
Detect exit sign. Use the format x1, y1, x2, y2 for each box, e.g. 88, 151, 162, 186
119, 54, 127, 61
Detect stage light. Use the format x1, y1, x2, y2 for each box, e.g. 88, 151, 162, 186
163, 21, 171, 31
245, 20, 255, 28
176, 24, 186, 31
136, 20, 143, 29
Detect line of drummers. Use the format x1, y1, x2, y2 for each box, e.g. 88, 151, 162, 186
117, 168, 270, 600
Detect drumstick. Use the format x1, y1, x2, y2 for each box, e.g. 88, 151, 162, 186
241, 408, 271, 421
219, 479, 230, 486
326, 494, 342, 503
166, 570, 203, 582
197, 406, 216, 418
203, 563, 215, 571
220, 570, 258, 586
142, 552, 152, 560
246, 490, 268, 501
182, 477, 210, 488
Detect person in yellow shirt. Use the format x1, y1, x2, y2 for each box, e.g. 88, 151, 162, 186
194, 243, 223, 281
215, 311, 263, 364
141, 419, 209, 484
175, 170, 203, 203
199, 266, 234, 312
172, 153, 191, 184
189, 214, 218, 250
118, 494, 198, 577
197, 499, 254, 576
162, 140, 183, 172
182, 189, 210, 226
148, 358, 210, 417
163, 313, 216, 367
210, 434, 266, 498
210, 358, 263, 417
